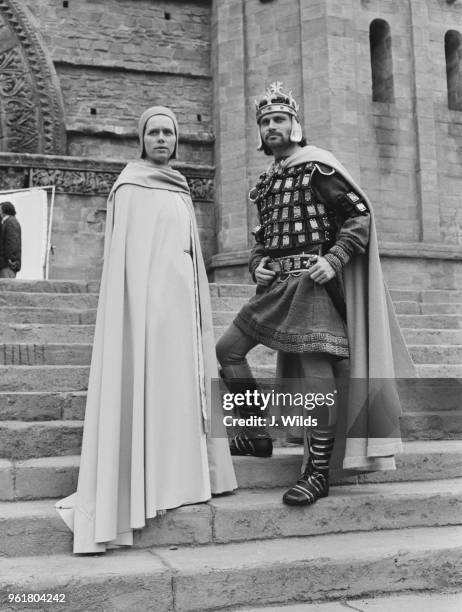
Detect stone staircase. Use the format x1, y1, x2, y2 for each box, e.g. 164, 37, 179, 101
0, 279, 461, 611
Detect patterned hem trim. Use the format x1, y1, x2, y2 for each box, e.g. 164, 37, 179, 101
234, 316, 349, 357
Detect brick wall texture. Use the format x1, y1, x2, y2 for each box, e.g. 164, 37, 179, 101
213, 0, 462, 252
25, 0, 213, 165
4, 0, 462, 280
19, 0, 215, 270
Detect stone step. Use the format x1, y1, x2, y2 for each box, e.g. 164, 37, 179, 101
394, 301, 462, 315
2, 441, 461, 501
0, 279, 99, 293
0, 307, 241, 327
1, 362, 454, 399
0, 340, 460, 367
416, 364, 462, 377
391, 289, 462, 303
238, 592, 462, 612
214, 324, 462, 345
0, 366, 89, 392
401, 411, 462, 440
0, 421, 82, 460
252, 362, 462, 378
0, 295, 450, 319
396, 378, 462, 412
0, 307, 460, 332
402, 328, 462, 344
0, 307, 96, 325
398, 314, 462, 329
1, 280, 461, 304
210, 283, 256, 298
3, 405, 461, 461
246, 343, 462, 366
420, 289, 462, 303
1, 479, 461, 557
212, 298, 462, 315
0, 292, 98, 309
0, 323, 95, 344
211, 285, 462, 305
422, 303, 462, 315
409, 344, 462, 364
2, 526, 460, 611
0, 392, 86, 421
2, 379, 460, 422
0, 344, 92, 366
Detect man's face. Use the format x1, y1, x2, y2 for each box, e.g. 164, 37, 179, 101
143, 115, 176, 166
259, 112, 293, 151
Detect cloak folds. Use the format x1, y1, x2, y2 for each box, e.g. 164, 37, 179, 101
274, 146, 417, 473
56, 160, 236, 553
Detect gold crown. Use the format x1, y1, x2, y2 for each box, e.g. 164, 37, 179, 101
255, 81, 299, 122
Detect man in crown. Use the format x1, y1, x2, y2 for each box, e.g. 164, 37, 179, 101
216, 82, 414, 507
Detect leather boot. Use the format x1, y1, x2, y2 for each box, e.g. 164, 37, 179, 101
220, 364, 273, 457
282, 427, 334, 505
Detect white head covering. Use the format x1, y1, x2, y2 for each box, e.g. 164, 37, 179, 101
138, 106, 179, 159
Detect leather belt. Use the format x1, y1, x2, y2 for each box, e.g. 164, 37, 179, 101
267, 253, 318, 275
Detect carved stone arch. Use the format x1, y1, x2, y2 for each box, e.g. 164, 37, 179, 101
0, 0, 66, 154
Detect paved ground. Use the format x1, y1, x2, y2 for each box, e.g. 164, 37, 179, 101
236, 590, 462, 611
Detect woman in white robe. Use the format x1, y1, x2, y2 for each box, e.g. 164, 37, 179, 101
56, 106, 237, 553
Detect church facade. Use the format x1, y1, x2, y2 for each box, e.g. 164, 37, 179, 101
0, 0, 461, 287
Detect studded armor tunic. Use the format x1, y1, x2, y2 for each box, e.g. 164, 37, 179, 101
234, 159, 370, 356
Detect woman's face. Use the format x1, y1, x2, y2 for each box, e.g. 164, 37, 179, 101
143, 115, 176, 166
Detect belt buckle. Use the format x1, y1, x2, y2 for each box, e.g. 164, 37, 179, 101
302, 254, 317, 270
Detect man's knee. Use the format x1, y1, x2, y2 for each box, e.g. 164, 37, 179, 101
216, 323, 255, 366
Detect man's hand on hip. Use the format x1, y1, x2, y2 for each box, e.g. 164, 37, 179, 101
255, 256, 277, 286
308, 256, 335, 284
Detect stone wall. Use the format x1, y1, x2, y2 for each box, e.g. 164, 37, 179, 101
23, 0, 213, 163
210, 0, 462, 286
0, 153, 214, 280
0, 0, 215, 278
1, 0, 461, 284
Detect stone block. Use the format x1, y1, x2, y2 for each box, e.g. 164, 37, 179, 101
0, 459, 14, 501
401, 411, 462, 441
14, 456, 79, 500
0, 500, 72, 556
0, 421, 83, 460
0, 392, 63, 421
0, 307, 83, 325
157, 526, 462, 611
211, 480, 462, 544
0, 366, 89, 393
133, 505, 212, 548
1, 551, 173, 612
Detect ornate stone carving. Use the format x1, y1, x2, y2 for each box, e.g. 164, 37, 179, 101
30, 168, 117, 196
0, 46, 38, 153
0, 165, 28, 190
28, 166, 214, 200
186, 177, 214, 201
0, 0, 66, 154
0, 154, 215, 200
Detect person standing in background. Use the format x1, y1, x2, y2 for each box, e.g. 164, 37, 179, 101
0, 201, 21, 278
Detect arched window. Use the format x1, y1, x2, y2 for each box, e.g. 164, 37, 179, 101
369, 19, 395, 103
445, 30, 462, 111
